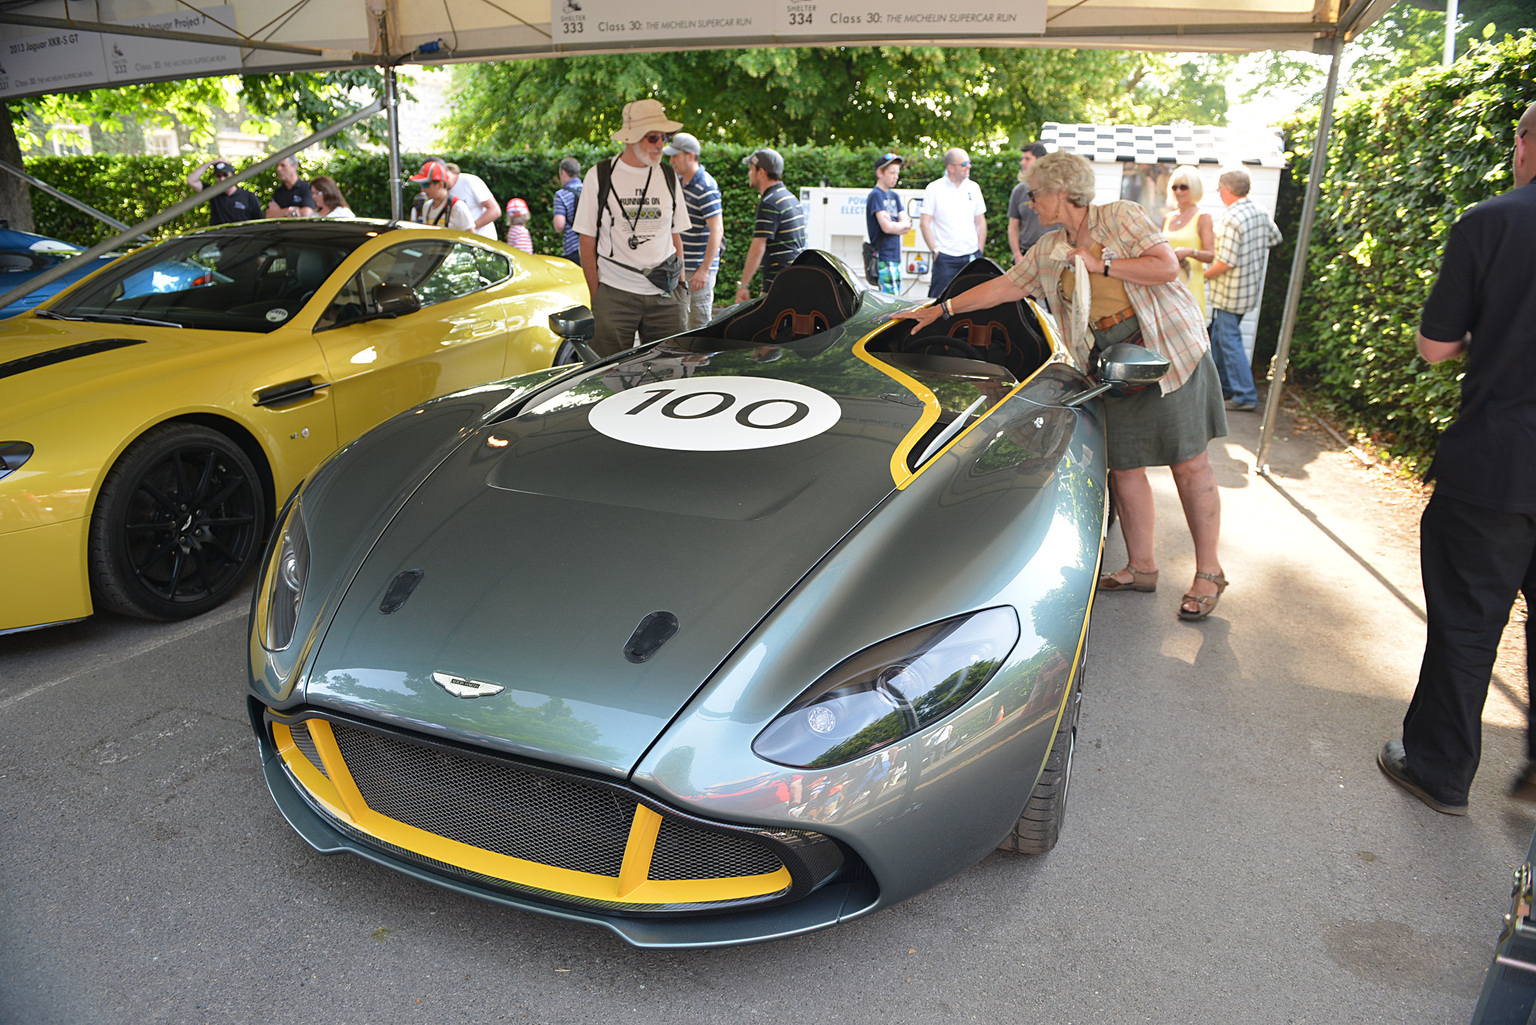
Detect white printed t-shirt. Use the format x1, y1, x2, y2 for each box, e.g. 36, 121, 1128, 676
449, 171, 497, 238
575, 157, 690, 296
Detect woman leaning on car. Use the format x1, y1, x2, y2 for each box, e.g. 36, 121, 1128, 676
890, 150, 1230, 622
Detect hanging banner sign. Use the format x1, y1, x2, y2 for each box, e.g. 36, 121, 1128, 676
0, 5, 237, 100
774, 0, 1044, 35
552, 0, 1043, 44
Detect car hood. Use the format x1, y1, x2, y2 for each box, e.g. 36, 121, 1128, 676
304, 342, 929, 777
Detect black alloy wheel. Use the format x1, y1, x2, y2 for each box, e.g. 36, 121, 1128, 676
88, 423, 266, 620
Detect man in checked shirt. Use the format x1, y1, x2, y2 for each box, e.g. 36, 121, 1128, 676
1203, 169, 1282, 412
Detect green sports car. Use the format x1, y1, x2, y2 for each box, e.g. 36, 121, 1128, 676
246, 252, 1167, 947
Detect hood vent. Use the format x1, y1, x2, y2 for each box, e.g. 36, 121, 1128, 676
0, 338, 146, 381
624, 611, 679, 664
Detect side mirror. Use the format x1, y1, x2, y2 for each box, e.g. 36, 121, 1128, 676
1061, 343, 1171, 408
549, 304, 600, 365
373, 283, 421, 318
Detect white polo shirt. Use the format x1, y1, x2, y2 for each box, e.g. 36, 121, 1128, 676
922, 176, 987, 256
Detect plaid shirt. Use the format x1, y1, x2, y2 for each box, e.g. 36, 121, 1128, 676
1006, 200, 1209, 395
1207, 197, 1281, 315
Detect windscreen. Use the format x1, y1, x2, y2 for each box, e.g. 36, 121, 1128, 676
48, 231, 366, 333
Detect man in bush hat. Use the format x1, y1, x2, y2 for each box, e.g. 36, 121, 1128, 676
574, 98, 691, 356
1379, 101, 1536, 817
185, 158, 260, 224
734, 148, 805, 303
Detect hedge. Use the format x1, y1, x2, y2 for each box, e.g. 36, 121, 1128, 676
1254, 32, 1535, 471
24, 146, 1027, 307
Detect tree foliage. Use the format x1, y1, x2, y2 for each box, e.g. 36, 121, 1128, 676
1240, 0, 1532, 109
1255, 31, 1535, 471
439, 46, 1230, 152
1, 70, 396, 230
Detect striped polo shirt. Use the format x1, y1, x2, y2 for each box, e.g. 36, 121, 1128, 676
679, 166, 722, 273
755, 181, 806, 287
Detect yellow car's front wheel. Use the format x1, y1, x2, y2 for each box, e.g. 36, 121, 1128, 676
87, 423, 267, 621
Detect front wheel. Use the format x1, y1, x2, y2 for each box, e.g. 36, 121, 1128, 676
552, 340, 582, 366
998, 674, 1080, 855
88, 423, 266, 621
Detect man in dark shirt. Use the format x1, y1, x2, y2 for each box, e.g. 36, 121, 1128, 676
733, 148, 805, 302
1379, 101, 1536, 816
186, 159, 261, 225
265, 157, 315, 219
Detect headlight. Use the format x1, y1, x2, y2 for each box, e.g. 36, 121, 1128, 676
0, 442, 33, 481
260, 498, 310, 652
752, 607, 1020, 769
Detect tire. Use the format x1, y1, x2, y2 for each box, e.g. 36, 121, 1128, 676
88, 423, 266, 621
999, 674, 1081, 855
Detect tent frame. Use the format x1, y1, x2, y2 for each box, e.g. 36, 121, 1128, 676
0, 0, 1395, 452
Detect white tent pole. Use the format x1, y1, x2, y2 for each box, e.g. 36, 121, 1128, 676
1253, 29, 1347, 477
1443, 0, 1460, 64
385, 65, 403, 221
0, 97, 384, 313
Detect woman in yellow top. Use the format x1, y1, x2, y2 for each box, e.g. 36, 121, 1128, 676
1161, 166, 1214, 317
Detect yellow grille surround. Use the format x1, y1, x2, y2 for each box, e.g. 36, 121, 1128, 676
265, 709, 846, 914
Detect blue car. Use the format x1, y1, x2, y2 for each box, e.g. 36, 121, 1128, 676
0, 228, 209, 317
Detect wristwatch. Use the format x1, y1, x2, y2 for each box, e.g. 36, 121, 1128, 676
1102, 256, 1113, 277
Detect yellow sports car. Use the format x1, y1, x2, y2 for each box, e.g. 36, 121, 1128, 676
0, 219, 587, 634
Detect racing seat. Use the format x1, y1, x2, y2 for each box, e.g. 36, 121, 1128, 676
906, 257, 1051, 379
719, 260, 858, 345
285, 248, 331, 304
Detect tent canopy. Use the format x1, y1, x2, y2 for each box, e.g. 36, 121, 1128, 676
0, 0, 1386, 103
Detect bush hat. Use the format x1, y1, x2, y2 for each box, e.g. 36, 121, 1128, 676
663, 132, 701, 157
743, 148, 785, 179
612, 99, 683, 144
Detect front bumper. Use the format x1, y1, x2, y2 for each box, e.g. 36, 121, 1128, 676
254, 702, 879, 947
0, 515, 91, 633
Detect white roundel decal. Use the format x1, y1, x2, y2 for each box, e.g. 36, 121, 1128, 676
588, 376, 842, 451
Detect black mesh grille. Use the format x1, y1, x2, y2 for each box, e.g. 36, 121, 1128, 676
331, 722, 635, 876
649, 817, 784, 881
266, 714, 854, 914
289, 721, 328, 778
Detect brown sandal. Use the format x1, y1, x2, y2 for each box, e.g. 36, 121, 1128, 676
1179, 571, 1228, 621
1098, 566, 1158, 592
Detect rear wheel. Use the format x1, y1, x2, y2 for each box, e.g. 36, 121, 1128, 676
999, 674, 1081, 855
88, 423, 266, 621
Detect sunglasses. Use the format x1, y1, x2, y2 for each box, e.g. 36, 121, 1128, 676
1171, 184, 1190, 191
949, 161, 971, 167
643, 132, 673, 145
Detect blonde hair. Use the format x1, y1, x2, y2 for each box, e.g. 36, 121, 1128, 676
1025, 151, 1095, 207
1167, 165, 1203, 203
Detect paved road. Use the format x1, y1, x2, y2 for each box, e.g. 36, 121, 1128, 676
2, 398, 1529, 1024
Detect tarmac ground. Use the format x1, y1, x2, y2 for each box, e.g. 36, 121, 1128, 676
0, 386, 1530, 1025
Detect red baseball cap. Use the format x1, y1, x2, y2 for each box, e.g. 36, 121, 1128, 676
409, 160, 448, 184
506, 197, 530, 217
